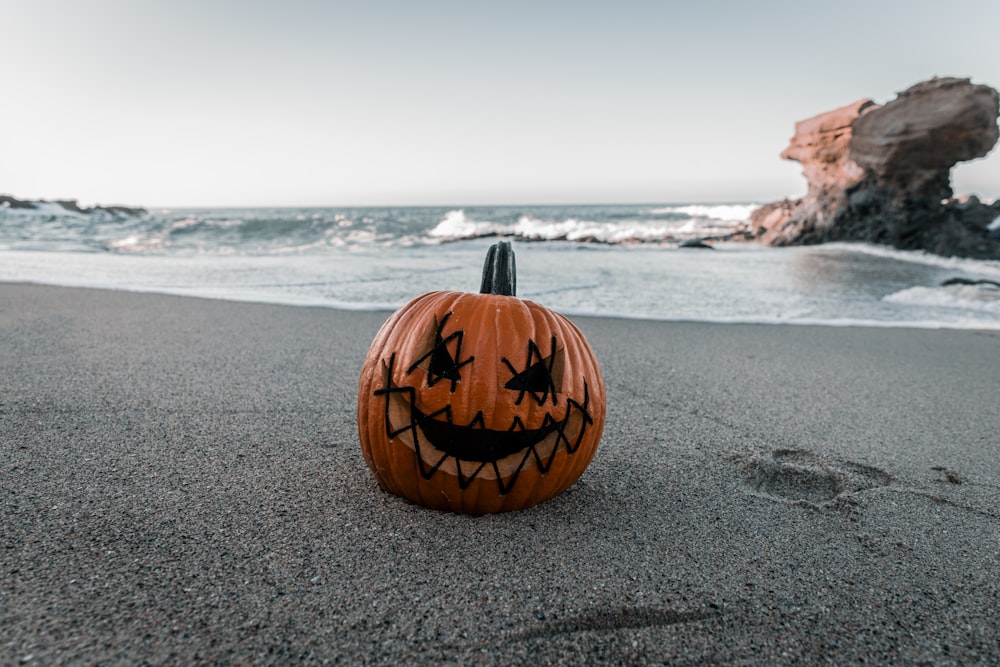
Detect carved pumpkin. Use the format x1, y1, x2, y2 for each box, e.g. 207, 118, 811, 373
357, 242, 606, 514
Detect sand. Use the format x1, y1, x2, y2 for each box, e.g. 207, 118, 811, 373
2, 282, 998, 665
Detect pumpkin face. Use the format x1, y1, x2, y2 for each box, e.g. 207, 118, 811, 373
357, 243, 605, 514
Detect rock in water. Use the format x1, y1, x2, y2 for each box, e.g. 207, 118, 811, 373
0, 194, 146, 217
751, 77, 1000, 258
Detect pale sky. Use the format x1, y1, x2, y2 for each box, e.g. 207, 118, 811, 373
3, 0, 999, 207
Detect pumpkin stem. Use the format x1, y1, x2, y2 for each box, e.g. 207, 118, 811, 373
480, 241, 517, 296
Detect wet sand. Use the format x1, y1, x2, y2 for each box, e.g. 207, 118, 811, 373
2, 282, 999, 665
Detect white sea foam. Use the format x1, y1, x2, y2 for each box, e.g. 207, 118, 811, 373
884, 283, 1000, 313
170, 216, 201, 230
427, 209, 744, 244
645, 204, 757, 221
822, 242, 1000, 279
427, 210, 496, 239
105, 233, 167, 252
205, 218, 243, 229
4, 241, 1000, 330
4, 203, 1000, 330
512, 216, 645, 242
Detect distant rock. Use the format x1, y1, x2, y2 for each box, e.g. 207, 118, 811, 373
0, 194, 145, 217
678, 239, 715, 249
0, 194, 38, 210
940, 277, 1000, 288
750, 77, 1000, 259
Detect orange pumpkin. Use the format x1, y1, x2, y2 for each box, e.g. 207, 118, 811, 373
357, 242, 606, 514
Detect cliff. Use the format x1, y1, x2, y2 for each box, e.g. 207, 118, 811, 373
750, 77, 1000, 258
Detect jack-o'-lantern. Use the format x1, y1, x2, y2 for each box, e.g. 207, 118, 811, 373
357, 242, 605, 514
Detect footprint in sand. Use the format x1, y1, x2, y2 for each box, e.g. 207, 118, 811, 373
931, 465, 963, 485
738, 449, 894, 506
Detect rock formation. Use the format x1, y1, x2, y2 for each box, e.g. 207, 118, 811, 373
0, 194, 37, 209
0, 194, 145, 217
751, 77, 1000, 258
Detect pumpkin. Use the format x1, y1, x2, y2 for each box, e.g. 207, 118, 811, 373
357, 241, 606, 514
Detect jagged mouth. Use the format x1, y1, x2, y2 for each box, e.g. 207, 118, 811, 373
411, 404, 563, 462
375, 372, 593, 493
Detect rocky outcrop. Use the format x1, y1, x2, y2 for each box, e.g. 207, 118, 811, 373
0, 194, 145, 217
750, 77, 1000, 258
0, 195, 38, 209
851, 78, 998, 195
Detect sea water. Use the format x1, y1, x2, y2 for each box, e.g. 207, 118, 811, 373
2, 202, 999, 329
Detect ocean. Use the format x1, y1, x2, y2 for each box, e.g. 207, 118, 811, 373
2, 202, 1000, 329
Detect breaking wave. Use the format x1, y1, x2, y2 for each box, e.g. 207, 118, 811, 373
824, 242, 1000, 278
426, 206, 753, 244
0, 202, 756, 255
884, 282, 1000, 313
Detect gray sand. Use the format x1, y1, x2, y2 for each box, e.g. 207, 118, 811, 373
2, 283, 998, 665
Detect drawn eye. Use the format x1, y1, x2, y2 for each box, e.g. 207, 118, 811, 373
407, 312, 474, 391
504, 358, 552, 395
502, 336, 561, 406
427, 338, 464, 384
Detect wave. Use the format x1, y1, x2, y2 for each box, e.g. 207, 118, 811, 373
2, 203, 761, 255
644, 203, 758, 221
821, 242, 1000, 279
101, 212, 379, 255
426, 209, 749, 244
884, 282, 1000, 314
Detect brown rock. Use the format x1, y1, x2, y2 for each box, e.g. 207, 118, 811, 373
782, 98, 875, 196
750, 77, 1000, 258
850, 77, 999, 197
754, 99, 875, 245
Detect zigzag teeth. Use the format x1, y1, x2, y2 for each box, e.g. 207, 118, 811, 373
456, 457, 488, 487
380, 376, 593, 494
465, 411, 486, 430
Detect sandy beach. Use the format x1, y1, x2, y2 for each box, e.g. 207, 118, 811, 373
2, 282, 999, 665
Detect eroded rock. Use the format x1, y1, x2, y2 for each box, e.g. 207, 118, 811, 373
751, 77, 1000, 258
850, 78, 999, 197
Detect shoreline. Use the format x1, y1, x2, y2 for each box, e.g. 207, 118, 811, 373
4, 276, 1000, 333
3, 283, 999, 664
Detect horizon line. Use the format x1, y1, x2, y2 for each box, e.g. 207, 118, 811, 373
5, 196, 770, 211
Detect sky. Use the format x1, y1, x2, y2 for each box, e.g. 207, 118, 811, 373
2, 0, 999, 208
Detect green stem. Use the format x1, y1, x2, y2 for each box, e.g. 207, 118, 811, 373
479, 241, 516, 296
